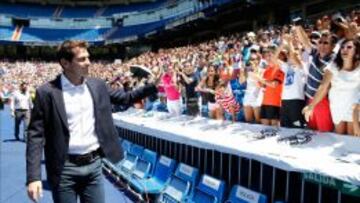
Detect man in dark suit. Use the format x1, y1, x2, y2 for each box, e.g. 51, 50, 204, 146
26, 40, 158, 203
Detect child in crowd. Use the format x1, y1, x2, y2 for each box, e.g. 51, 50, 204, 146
214, 81, 241, 122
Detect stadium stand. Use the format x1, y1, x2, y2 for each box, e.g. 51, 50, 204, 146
0, 0, 234, 44
0, 3, 55, 18
0, 26, 14, 41
101, 0, 168, 17
0, 0, 169, 18
20, 27, 109, 42
1, 0, 359, 202
60, 6, 98, 18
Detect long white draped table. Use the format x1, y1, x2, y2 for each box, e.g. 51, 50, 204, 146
112, 109, 360, 187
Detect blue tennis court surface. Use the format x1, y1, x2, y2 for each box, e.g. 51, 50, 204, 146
0, 105, 133, 203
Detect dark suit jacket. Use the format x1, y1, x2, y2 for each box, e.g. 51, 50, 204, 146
26, 75, 158, 188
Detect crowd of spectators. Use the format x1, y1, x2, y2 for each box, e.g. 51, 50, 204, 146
0, 9, 359, 136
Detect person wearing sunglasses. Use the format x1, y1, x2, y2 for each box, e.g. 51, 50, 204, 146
310, 31, 321, 46
295, 27, 338, 132
303, 39, 360, 136
242, 53, 264, 123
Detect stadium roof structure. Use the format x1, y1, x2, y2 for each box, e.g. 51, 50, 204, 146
2, 0, 156, 6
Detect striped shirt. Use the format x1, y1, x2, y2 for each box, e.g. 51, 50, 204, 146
215, 91, 240, 113
305, 50, 334, 99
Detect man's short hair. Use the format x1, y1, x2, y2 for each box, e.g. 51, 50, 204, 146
57, 40, 88, 63
320, 30, 338, 45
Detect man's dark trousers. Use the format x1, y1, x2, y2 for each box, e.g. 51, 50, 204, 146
52, 157, 104, 203
14, 109, 30, 141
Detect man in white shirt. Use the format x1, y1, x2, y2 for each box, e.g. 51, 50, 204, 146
10, 82, 32, 141
26, 40, 159, 203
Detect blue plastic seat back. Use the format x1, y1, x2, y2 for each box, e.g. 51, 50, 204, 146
141, 149, 157, 171
161, 175, 189, 203
161, 194, 179, 203
118, 144, 143, 172
196, 175, 226, 203
192, 188, 216, 203
227, 185, 268, 203
174, 163, 199, 196
129, 144, 144, 157
132, 149, 157, 179
118, 153, 137, 173
169, 176, 188, 194
153, 156, 176, 183
120, 139, 132, 155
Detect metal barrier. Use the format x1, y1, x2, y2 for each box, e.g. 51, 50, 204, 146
117, 127, 360, 203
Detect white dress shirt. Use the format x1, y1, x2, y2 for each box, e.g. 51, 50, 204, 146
10, 89, 32, 111
61, 74, 100, 155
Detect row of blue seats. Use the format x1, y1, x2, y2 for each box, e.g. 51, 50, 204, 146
0, 26, 110, 42
0, 26, 13, 40
0, 19, 167, 43
0, 0, 167, 18
20, 27, 109, 42
102, 139, 269, 203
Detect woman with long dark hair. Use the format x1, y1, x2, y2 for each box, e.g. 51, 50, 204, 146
196, 65, 223, 119
303, 39, 360, 135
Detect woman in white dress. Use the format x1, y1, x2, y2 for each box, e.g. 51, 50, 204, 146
303, 39, 360, 135
242, 53, 264, 123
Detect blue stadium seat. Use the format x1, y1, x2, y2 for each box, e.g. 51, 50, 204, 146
102, 139, 132, 172
225, 185, 268, 203
187, 174, 226, 203
120, 139, 132, 156
190, 188, 217, 203
114, 144, 144, 178
158, 163, 199, 203
128, 155, 176, 194
130, 149, 157, 179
